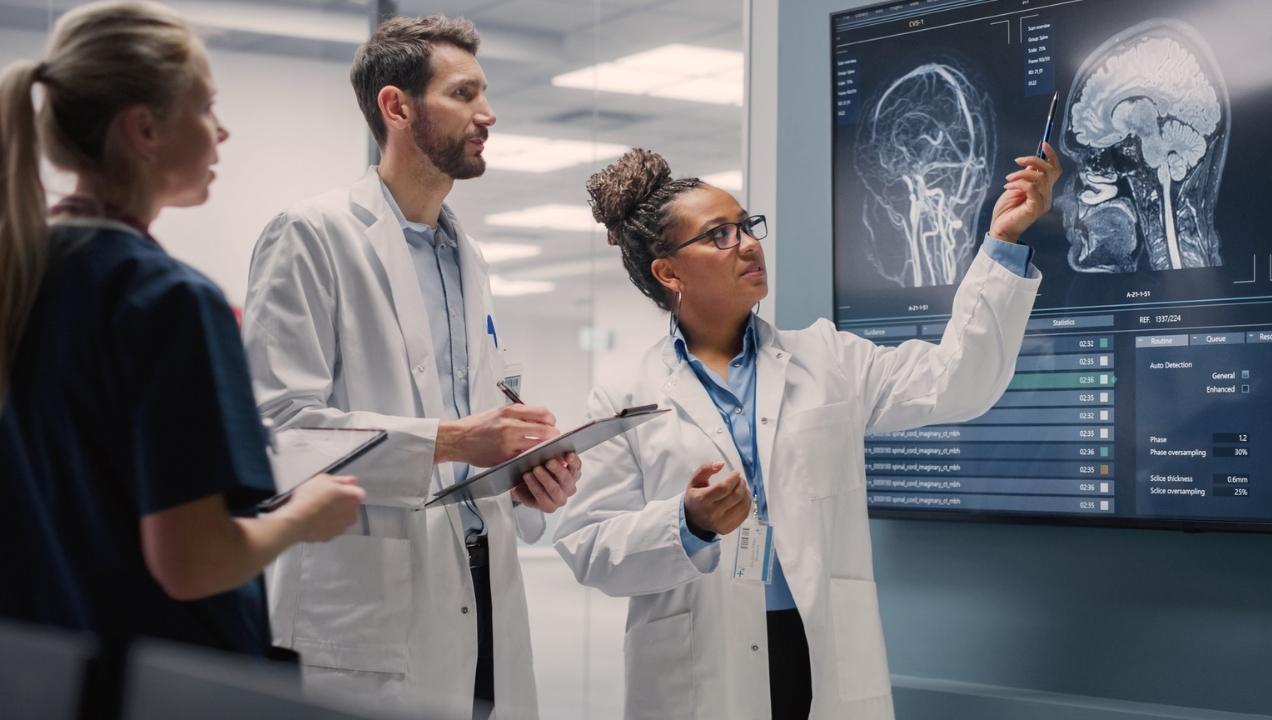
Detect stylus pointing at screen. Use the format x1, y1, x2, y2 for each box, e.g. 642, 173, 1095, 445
1037, 91, 1059, 159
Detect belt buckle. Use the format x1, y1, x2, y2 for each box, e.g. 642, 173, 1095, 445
466, 535, 489, 568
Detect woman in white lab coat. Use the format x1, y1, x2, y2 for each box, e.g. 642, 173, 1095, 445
554, 146, 1060, 720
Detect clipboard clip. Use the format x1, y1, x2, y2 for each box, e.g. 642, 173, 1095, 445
617, 403, 659, 417
262, 417, 279, 452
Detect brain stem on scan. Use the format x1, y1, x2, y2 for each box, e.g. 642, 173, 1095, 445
1064, 21, 1226, 273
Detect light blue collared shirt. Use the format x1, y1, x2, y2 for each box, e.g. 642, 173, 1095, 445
380, 178, 485, 538
982, 234, 1034, 276
674, 316, 798, 610
675, 235, 1032, 611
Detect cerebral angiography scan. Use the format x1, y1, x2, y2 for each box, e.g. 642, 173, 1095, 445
854, 63, 995, 288
1060, 20, 1228, 274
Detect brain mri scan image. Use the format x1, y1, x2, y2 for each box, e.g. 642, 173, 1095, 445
854, 63, 995, 287
1060, 19, 1229, 273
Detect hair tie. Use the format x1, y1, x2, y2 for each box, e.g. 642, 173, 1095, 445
32, 61, 47, 83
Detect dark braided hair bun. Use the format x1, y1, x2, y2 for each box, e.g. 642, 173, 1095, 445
585, 148, 701, 311
587, 148, 672, 245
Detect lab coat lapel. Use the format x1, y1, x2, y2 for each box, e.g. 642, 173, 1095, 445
350, 169, 447, 421
753, 318, 790, 489
450, 206, 502, 414
659, 340, 747, 476
451, 212, 510, 541
352, 169, 467, 541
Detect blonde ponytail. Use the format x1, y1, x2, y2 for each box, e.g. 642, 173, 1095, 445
0, 60, 45, 397
0, 1, 199, 398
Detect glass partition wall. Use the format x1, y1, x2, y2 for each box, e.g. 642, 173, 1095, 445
431, 4, 743, 714
2, 1, 742, 716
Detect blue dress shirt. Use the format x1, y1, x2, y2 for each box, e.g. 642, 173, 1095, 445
675, 235, 1032, 611
982, 234, 1034, 276
381, 178, 486, 538
674, 316, 799, 610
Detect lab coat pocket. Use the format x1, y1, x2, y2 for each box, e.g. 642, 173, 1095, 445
827, 577, 892, 703
784, 401, 857, 498
623, 612, 694, 720
292, 534, 411, 675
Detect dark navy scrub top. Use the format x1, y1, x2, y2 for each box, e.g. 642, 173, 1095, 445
0, 220, 276, 656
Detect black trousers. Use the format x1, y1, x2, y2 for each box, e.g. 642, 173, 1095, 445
767, 608, 813, 720
469, 536, 495, 720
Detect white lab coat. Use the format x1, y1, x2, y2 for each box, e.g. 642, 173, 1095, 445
243, 167, 543, 720
554, 249, 1040, 720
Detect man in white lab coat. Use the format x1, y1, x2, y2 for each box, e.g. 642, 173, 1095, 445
242, 17, 580, 720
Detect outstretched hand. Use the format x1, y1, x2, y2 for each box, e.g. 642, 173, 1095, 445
683, 462, 751, 537
988, 141, 1063, 244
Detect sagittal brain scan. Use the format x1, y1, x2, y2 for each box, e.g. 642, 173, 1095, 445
854, 63, 995, 288
832, 0, 1272, 532
1061, 20, 1228, 273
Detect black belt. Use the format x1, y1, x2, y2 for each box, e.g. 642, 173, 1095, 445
466, 534, 489, 569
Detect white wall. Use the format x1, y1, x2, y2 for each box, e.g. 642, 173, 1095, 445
154, 47, 366, 306
3, 24, 366, 308
590, 279, 667, 390
0, 26, 44, 63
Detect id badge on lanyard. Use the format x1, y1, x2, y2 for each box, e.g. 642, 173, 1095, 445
732, 493, 775, 584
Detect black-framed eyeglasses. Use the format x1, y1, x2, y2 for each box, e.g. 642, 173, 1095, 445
660, 214, 767, 257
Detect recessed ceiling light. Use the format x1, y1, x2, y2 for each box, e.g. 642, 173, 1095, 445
490, 276, 556, 297
484, 133, 629, 173
700, 170, 743, 192
475, 242, 542, 263
552, 43, 744, 106
179, 2, 367, 44
509, 259, 596, 280
485, 204, 598, 233
627, 45, 739, 73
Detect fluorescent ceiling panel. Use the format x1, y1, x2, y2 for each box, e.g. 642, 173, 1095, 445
485, 204, 598, 233
484, 133, 629, 173
510, 259, 596, 281
490, 276, 556, 297
175, 1, 366, 44
552, 64, 675, 95
475, 242, 541, 263
650, 76, 743, 105
619, 44, 741, 74
552, 44, 744, 106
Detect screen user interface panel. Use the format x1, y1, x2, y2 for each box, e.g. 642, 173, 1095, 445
831, 0, 1271, 530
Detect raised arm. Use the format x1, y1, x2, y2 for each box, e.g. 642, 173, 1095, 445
846, 143, 1061, 434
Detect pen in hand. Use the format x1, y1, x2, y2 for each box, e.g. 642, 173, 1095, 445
497, 379, 524, 405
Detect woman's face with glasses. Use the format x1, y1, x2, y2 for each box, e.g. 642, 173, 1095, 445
653, 184, 769, 317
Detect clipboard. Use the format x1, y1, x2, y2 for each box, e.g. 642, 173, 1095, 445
259, 427, 387, 512
426, 405, 669, 507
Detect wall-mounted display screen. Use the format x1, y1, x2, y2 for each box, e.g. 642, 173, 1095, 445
831, 0, 1272, 531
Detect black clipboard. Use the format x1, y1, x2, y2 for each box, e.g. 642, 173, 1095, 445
259, 427, 387, 512
426, 405, 669, 507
